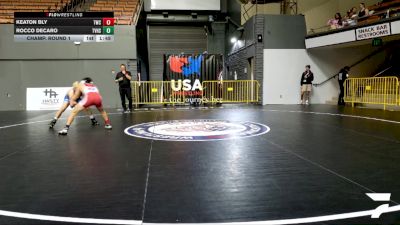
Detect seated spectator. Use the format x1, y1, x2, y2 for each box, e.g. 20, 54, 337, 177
348, 7, 358, 19
344, 7, 358, 26
358, 3, 370, 17
327, 13, 343, 29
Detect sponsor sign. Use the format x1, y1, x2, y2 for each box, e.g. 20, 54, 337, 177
164, 54, 223, 82
164, 54, 223, 103
356, 23, 391, 40
26, 87, 70, 110
124, 119, 270, 141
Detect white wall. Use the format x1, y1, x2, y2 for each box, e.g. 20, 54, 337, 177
263, 49, 336, 105
305, 30, 356, 48
263, 46, 386, 105
308, 45, 387, 79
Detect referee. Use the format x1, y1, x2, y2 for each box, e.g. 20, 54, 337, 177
114, 64, 133, 113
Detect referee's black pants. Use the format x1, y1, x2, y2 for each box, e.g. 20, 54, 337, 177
119, 87, 132, 111
338, 82, 345, 105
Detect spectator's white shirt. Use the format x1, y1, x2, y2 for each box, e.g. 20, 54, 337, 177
218, 71, 223, 84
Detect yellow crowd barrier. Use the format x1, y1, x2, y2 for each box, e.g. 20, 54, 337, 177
202, 80, 260, 103
131, 80, 260, 105
344, 76, 399, 110
131, 81, 187, 105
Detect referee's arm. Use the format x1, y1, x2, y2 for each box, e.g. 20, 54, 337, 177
124, 71, 132, 80
113, 70, 122, 83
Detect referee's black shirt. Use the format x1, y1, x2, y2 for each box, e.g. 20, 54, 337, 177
116, 71, 132, 88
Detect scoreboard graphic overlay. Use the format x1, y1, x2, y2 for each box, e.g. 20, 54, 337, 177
14, 12, 114, 42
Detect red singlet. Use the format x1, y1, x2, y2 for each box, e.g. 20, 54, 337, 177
79, 83, 103, 108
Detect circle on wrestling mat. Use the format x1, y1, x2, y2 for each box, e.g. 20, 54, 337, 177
124, 119, 270, 141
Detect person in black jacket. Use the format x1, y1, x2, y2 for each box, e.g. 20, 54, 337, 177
300, 65, 314, 105
114, 64, 133, 113
338, 66, 350, 106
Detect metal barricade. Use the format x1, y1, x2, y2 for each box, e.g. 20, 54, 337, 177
344, 76, 399, 110
131, 80, 260, 105
202, 80, 260, 104
131, 81, 187, 105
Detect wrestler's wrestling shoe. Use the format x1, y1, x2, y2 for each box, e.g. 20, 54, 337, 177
91, 118, 100, 126
58, 127, 69, 135
105, 124, 112, 130
49, 119, 57, 129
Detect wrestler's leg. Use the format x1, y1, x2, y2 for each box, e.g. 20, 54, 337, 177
58, 104, 85, 135
49, 102, 69, 128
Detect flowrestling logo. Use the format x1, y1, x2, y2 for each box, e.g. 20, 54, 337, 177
124, 119, 270, 141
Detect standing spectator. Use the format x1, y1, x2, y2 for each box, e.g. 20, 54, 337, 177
327, 13, 343, 29
216, 67, 224, 105
136, 61, 142, 104
114, 64, 133, 113
136, 61, 142, 84
338, 66, 350, 106
300, 65, 314, 105
358, 3, 370, 18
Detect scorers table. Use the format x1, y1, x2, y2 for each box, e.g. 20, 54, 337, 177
14, 12, 114, 42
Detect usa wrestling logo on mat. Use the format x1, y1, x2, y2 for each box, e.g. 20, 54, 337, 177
124, 119, 270, 141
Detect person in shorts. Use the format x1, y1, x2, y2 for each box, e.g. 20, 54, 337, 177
300, 65, 314, 105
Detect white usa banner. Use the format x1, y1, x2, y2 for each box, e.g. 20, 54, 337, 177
26, 87, 70, 111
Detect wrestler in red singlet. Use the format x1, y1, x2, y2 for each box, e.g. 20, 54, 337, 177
59, 77, 112, 135
79, 82, 103, 108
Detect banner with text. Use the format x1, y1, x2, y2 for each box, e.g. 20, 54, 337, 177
356, 23, 391, 40
26, 87, 70, 110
